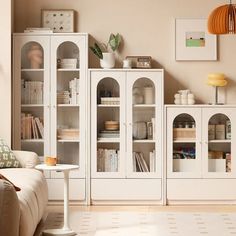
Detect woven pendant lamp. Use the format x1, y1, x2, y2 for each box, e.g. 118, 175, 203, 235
208, 0, 236, 34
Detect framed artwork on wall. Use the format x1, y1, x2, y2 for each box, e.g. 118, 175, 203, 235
175, 18, 217, 61
41, 9, 75, 33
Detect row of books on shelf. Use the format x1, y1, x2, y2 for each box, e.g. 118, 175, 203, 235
57, 78, 80, 105
133, 151, 156, 172
97, 149, 119, 172
21, 113, 44, 139
173, 147, 195, 159
21, 80, 43, 104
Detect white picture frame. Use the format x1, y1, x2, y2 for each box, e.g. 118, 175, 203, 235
42, 9, 75, 33
175, 18, 217, 61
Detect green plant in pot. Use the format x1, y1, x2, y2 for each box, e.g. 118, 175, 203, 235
90, 33, 121, 69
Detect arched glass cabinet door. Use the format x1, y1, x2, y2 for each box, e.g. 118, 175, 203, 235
50, 36, 87, 179
167, 107, 202, 178
202, 108, 236, 178
90, 71, 126, 178
13, 36, 50, 162
126, 71, 163, 178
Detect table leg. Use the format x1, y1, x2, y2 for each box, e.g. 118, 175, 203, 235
42, 170, 76, 236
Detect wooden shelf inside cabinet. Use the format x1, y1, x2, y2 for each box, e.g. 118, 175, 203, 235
21, 104, 44, 107
173, 139, 196, 143
133, 140, 156, 143
57, 104, 80, 107
21, 69, 44, 72
21, 139, 44, 143
208, 140, 231, 143
57, 139, 80, 143
133, 104, 155, 108
97, 138, 120, 143
57, 68, 80, 72
97, 104, 120, 108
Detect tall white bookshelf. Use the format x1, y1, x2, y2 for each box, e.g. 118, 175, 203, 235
13, 33, 88, 202
89, 69, 164, 204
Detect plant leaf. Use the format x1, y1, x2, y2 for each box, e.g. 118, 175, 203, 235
109, 33, 121, 51
89, 43, 103, 59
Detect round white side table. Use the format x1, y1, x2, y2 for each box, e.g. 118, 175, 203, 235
35, 164, 79, 236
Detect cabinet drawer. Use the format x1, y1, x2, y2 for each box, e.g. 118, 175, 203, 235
167, 179, 236, 201
47, 178, 85, 200
91, 179, 162, 201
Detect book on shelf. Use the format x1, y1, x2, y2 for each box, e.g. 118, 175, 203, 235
21, 80, 43, 104
133, 151, 150, 172
24, 27, 53, 33
21, 113, 44, 139
149, 150, 156, 172
97, 149, 119, 172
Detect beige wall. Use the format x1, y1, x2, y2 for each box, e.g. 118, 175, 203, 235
0, 0, 12, 145
14, 0, 236, 104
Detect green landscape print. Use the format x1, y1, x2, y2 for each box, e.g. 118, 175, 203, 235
186, 31, 205, 47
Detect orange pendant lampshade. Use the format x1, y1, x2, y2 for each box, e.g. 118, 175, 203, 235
208, 1, 236, 34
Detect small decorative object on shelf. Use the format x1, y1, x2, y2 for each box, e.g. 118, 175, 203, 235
24, 27, 53, 34
41, 9, 75, 33
125, 56, 152, 68
27, 43, 43, 69
57, 128, 79, 140
226, 120, 231, 139
174, 90, 195, 105
123, 59, 132, 69
144, 86, 154, 104
90, 33, 122, 69
133, 121, 147, 140
104, 121, 119, 131
133, 87, 144, 104
45, 156, 57, 166
57, 58, 78, 69
207, 73, 227, 105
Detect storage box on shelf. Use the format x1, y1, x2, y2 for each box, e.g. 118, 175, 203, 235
166, 105, 236, 204
90, 69, 164, 204
13, 33, 88, 203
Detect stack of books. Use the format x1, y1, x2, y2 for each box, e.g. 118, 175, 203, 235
21, 80, 43, 104
97, 149, 119, 172
57, 91, 70, 104
100, 97, 120, 105
21, 113, 44, 139
98, 130, 119, 138
24, 27, 53, 34
69, 78, 80, 105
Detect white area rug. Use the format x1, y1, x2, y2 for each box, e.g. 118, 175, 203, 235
44, 211, 236, 236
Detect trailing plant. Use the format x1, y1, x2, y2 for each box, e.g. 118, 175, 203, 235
90, 33, 122, 59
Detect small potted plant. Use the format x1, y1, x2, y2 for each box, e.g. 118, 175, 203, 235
90, 33, 121, 69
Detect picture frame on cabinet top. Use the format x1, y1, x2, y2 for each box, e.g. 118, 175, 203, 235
41, 9, 75, 33
175, 18, 217, 61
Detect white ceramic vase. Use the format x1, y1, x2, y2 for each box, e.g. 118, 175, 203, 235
100, 52, 115, 69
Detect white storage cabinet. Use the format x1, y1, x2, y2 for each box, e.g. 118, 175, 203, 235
89, 69, 164, 204
13, 33, 88, 202
166, 105, 236, 204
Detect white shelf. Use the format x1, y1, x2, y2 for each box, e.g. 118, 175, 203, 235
97, 104, 120, 108
57, 104, 80, 107
97, 138, 120, 143
21, 139, 44, 143
209, 140, 231, 143
57, 139, 80, 143
173, 139, 196, 143
133, 104, 155, 108
57, 68, 80, 72
21, 69, 44, 72
21, 104, 44, 107
133, 140, 155, 143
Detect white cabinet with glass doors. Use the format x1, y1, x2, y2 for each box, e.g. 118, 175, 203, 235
13, 33, 88, 202
90, 69, 164, 203
166, 105, 236, 203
